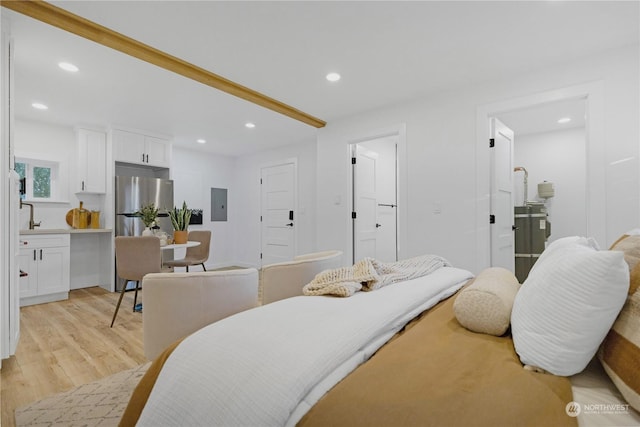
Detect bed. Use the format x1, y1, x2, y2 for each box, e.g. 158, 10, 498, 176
120, 236, 640, 427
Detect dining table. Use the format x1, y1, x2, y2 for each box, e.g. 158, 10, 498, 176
160, 240, 200, 270
160, 241, 201, 251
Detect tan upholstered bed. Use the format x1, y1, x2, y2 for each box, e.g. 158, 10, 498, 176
120, 238, 640, 427
298, 293, 576, 427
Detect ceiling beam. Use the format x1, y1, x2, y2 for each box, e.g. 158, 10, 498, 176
2, 0, 327, 128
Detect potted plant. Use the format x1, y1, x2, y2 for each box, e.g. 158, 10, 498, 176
135, 203, 159, 236
168, 201, 192, 244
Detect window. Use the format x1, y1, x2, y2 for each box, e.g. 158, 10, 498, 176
15, 157, 59, 201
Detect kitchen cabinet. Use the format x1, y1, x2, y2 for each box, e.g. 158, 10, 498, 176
112, 129, 171, 168
18, 234, 70, 306
76, 128, 107, 194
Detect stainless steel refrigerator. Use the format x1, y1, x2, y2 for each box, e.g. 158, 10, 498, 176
114, 176, 174, 290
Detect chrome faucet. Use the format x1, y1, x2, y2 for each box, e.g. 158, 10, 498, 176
19, 199, 41, 229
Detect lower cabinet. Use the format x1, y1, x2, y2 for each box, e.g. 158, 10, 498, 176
18, 234, 70, 307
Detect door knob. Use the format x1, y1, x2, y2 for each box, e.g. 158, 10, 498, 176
286, 223, 294, 227
376, 223, 382, 228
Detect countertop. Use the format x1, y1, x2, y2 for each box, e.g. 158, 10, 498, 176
20, 228, 113, 235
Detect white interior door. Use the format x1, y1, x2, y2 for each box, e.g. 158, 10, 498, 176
490, 117, 515, 271
261, 162, 296, 266
353, 140, 398, 263
354, 145, 378, 262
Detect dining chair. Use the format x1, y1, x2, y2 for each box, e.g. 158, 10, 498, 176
111, 236, 161, 327
164, 230, 211, 272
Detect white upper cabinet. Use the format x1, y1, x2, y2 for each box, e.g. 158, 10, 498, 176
112, 129, 171, 168
76, 128, 107, 194
113, 129, 145, 164
144, 135, 171, 167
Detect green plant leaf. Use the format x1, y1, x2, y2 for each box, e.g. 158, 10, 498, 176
168, 200, 191, 230
134, 203, 159, 227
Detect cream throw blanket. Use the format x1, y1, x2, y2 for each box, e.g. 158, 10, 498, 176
303, 254, 451, 297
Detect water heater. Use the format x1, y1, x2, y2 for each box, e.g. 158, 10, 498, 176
514, 202, 551, 282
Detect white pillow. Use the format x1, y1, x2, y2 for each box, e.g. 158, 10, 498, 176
511, 239, 629, 376
530, 236, 599, 273
546, 235, 600, 250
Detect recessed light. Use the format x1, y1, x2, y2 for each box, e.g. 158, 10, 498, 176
557, 117, 571, 124
58, 62, 79, 72
326, 72, 341, 82
245, 122, 256, 129
196, 139, 206, 144
31, 102, 48, 110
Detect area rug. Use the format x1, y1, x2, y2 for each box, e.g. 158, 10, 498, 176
15, 363, 150, 427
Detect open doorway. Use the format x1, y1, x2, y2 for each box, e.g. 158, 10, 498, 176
351, 136, 398, 263
477, 81, 603, 274
496, 97, 588, 244
490, 98, 588, 280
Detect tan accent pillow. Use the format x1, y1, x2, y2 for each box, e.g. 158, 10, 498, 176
609, 234, 640, 294
453, 267, 520, 336
599, 234, 640, 411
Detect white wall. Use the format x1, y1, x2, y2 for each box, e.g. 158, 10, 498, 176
12, 45, 639, 276
233, 139, 317, 268
513, 128, 587, 243
171, 147, 236, 268
316, 45, 639, 273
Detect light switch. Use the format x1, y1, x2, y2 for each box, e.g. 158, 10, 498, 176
433, 201, 442, 214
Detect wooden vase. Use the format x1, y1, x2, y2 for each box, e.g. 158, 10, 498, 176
173, 230, 188, 244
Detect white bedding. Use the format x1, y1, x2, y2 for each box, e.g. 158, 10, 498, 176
137, 266, 473, 426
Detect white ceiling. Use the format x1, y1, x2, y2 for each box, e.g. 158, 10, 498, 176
497, 97, 587, 137
5, 1, 639, 156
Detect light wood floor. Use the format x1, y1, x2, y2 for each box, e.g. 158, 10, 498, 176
1, 287, 146, 427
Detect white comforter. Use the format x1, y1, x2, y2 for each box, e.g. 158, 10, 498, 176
137, 266, 473, 427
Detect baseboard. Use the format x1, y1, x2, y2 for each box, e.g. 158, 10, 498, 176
206, 261, 258, 271
168, 261, 259, 272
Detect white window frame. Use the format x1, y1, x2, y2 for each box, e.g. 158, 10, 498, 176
15, 152, 69, 203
